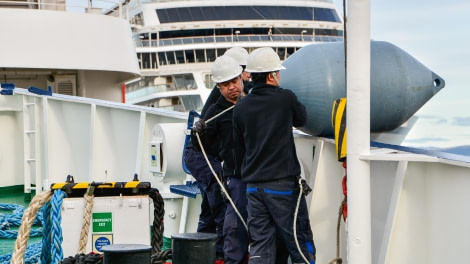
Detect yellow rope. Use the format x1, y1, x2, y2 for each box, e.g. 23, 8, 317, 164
78, 192, 94, 254
11, 190, 53, 264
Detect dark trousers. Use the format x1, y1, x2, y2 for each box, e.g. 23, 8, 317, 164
223, 177, 249, 264
246, 179, 316, 264
184, 148, 226, 257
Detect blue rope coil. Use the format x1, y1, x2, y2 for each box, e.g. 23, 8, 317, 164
0, 241, 42, 264
0, 203, 43, 228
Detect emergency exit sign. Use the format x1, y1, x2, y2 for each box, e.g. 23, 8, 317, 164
92, 212, 113, 233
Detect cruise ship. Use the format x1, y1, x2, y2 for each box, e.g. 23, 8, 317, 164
124, 0, 344, 111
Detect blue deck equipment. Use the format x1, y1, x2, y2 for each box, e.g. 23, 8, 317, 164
169, 110, 201, 198
28, 86, 52, 96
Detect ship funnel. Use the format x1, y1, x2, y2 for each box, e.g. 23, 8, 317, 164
281, 41, 445, 137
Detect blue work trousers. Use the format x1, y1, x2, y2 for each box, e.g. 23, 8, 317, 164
183, 148, 226, 257
223, 177, 249, 264
246, 178, 316, 264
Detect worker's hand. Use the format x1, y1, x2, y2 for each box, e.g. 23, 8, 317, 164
192, 119, 206, 134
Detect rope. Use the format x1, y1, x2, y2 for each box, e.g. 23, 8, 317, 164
59, 253, 103, 264
293, 178, 310, 264
50, 190, 66, 264
41, 198, 52, 264
78, 191, 95, 254
0, 228, 43, 239
204, 105, 234, 124
150, 249, 172, 264
0, 203, 43, 228
328, 164, 347, 264
195, 132, 247, 231
0, 241, 42, 264
328, 197, 346, 264
149, 188, 166, 263
11, 190, 53, 264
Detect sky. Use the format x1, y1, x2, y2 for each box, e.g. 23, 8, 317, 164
332, 0, 470, 148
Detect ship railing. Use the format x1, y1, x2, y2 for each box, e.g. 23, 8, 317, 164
126, 84, 194, 101
136, 34, 343, 48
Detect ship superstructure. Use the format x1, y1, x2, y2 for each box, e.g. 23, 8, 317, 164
124, 0, 344, 111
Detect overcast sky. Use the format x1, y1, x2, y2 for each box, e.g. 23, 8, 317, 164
332, 0, 470, 148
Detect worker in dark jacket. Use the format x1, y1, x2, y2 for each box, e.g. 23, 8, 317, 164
192, 55, 249, 264
232, 47, 316, 264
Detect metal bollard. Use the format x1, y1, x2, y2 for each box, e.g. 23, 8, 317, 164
171, 232, 217, 264
101, 244, 151, 264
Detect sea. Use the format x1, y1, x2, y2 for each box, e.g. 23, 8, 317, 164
434, 145, 470, 157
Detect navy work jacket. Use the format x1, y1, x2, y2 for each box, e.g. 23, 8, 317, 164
232, 84, 307, 183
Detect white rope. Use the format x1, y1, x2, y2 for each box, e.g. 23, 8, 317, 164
293, 178, 310, 264
195, 131, 248, 231
204, 105, 234, 124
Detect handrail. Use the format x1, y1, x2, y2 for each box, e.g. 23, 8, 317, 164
135, 34, 343, 48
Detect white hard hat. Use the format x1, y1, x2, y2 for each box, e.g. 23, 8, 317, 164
211, 55, 243, 83
245, 47, 286, 73
224, 47, 249, 66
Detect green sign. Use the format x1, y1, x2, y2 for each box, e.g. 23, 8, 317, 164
92, 212, 113, 233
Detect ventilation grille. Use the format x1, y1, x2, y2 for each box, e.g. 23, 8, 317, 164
47, 75, 76, 96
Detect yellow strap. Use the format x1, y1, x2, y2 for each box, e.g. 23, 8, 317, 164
332, 98, 347, 162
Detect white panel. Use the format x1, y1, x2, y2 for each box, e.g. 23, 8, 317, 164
61, 196, 151, 258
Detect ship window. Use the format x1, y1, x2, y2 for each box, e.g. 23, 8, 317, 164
277, 48, 286, 60
175, 50, 185, 64
185, 50, 195, 63
166, 51, 176, 65
206, 49, 216, 62
158, 52, 167, 66
174, 74, 197, 90
157, 6, 341, 23
314, 8, 341, 22
151, 53, 157, 69
204, 74, 215, 89
216, 48, 226, 57
180, 95, 203, 112
141, 53, 151, 69
195, 49, 205, 63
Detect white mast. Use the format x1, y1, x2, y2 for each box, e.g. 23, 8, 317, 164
346, 0, 371, 263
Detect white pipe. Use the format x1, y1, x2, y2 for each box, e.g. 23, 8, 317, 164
346, 0, 371, 264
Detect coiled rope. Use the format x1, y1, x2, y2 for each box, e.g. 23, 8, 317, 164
0, 241, 42, 264
0, 203, 43, 238
11, 190, 53, 264
59, 253, 103, 264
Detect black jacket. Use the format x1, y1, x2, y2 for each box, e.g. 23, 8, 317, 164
232, 84, 307, 183
192, 96, 244, 178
